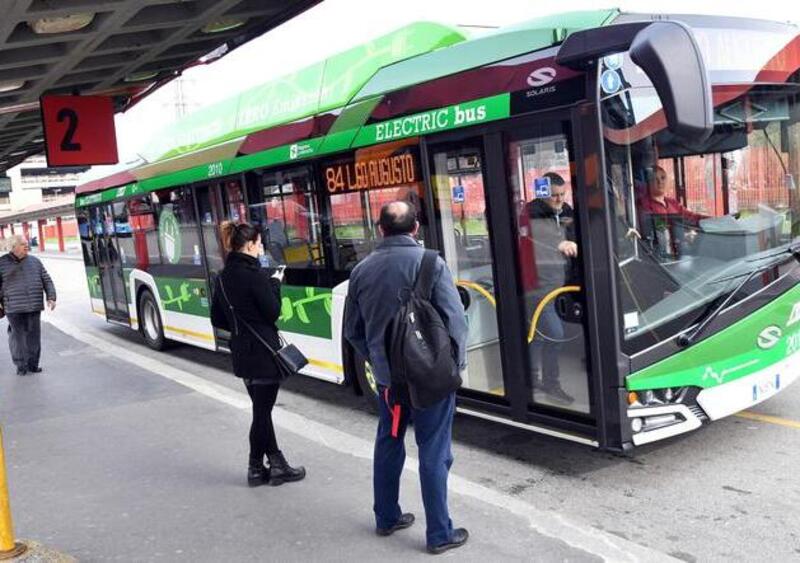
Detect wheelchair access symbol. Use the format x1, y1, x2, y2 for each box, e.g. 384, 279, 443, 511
533, 177, 551, 199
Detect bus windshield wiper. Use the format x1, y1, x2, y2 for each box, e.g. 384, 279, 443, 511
678, 250, 800, 348
745, 241, 800, 264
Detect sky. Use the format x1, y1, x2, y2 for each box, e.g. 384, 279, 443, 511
104, 0, 800, 169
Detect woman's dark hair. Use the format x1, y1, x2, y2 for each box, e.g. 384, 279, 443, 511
220, 220, 260, 252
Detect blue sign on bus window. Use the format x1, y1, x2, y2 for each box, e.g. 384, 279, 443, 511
533, 177, 551, 198
452, 184, 465, 203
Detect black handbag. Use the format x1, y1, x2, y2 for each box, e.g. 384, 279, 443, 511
218, 276, 308, 380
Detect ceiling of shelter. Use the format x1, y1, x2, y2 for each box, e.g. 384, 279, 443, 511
0, 0, 321, 175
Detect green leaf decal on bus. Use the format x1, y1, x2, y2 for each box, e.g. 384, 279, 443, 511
162, 282, 192, 311
154, 278, 209, 317
278, 285, 333, 339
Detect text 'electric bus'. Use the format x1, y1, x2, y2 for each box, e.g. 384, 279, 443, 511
75, 10, 800, 450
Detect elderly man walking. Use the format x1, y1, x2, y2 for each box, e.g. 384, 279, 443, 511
0, 235, 56, 375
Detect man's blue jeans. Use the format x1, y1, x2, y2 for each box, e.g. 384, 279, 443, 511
373, 389, 456, 547
530, 301, 564, 386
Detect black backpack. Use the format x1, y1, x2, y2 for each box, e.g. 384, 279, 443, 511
386, 250, 462, 409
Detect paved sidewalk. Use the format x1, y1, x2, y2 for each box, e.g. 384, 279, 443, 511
0, 324, 617, 562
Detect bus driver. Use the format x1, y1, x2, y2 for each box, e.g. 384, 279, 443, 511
637, 165, 706, 259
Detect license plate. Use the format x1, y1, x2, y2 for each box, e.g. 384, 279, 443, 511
751, 373, 781, 403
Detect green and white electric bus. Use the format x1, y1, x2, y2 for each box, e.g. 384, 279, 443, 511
75, 10, 800, 450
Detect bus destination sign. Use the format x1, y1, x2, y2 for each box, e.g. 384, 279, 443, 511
324, 148, 418, 193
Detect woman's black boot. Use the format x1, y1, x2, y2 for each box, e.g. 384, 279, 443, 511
247, 457, 270, 487
267, 451, 306, 486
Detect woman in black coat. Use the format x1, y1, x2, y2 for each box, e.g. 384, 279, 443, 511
210, 221, 306, 487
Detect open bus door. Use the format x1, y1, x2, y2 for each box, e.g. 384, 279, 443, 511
426, 112, 598, 444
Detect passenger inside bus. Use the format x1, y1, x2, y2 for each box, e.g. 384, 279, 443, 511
637, 165, 706, 260
524, 172, 579, 406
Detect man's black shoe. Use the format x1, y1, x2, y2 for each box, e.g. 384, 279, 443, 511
16, 367, 28, 376
376, 513, 415, 536
28, 367, 42, 374
427, 528, 469, 554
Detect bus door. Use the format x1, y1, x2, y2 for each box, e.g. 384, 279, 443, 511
427, 138, 509, 400
93, 204, 129, 323
195, 183, 225, 276
195, 178, 247, 347
428, 121, 595, 435
502, 117, 594, 420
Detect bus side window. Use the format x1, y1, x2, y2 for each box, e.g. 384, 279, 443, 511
151, 186, 204, 267
324, 142, 428, 271
328, 186, 427, 271
247, 167, 325, 269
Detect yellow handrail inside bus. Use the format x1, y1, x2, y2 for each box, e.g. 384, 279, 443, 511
456, 280, 496, 307
456, 280, 582, 346
527, 285, 581, 344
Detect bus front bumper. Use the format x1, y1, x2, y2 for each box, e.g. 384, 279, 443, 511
628, 355, 800, 446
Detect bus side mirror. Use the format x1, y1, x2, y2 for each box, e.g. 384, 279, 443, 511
556, 20, 714, 141
628, 22, 713, 141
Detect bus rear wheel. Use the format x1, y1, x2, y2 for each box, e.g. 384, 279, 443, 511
139, 290, 168, 351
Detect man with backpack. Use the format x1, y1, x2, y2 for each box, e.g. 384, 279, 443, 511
344, 201, 469, 555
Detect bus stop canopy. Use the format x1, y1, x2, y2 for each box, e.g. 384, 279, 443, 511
0, 0, 321, 175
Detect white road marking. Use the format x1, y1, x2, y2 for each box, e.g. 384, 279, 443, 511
46, 316, 675, 562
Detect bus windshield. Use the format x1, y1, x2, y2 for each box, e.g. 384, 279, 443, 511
603, 80, 800, 348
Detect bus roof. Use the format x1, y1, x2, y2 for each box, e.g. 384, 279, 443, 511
77, 10, 619, 199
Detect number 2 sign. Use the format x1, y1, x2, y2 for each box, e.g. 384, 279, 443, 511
40, 95, 118, 166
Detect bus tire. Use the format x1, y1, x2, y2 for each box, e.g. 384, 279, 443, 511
139, 290, 168, 351
353, 352, 380, 414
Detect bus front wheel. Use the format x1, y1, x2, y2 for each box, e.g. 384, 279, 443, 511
139, 290, 167, 351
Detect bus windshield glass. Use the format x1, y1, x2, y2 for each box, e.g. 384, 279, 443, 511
603, 54, 800, 348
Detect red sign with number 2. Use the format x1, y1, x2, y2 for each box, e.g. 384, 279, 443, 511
40, 95, 119, 166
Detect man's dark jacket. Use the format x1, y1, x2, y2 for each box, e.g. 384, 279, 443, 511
344, 235, 468, 388
526, 199, 578, 290
0, 253, 56, 314
210, 252, 283, 383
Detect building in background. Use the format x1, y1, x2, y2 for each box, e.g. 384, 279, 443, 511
5, 155, 88, 211
0, 156, 87, 251
0, 175, 10, 212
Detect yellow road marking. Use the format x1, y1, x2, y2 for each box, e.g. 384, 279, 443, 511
735, 411, 800, 429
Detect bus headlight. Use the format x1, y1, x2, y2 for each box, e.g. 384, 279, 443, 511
631, 417, 643, 433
